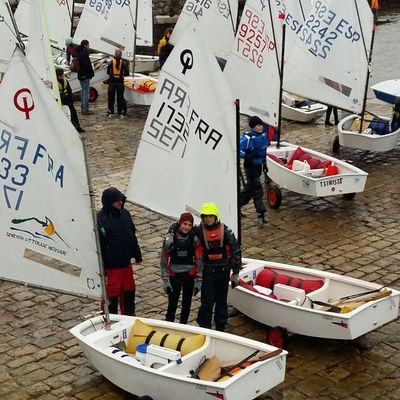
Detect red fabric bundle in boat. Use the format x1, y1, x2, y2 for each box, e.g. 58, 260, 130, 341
239, 279, 278, 299
267, 154, 286, 166
287, 147, 332, 171
255, 268, 324, 294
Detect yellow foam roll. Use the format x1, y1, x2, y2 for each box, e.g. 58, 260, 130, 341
126, 319, 205, 356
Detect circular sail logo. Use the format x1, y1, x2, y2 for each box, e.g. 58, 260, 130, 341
14, 88, 35, 120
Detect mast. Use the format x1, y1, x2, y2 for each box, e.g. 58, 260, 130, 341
131, 0, 139, 76
235, 99, 242, 247
80, 134, 110, 325
358, 0, 378, 132
6, 1, 25, 53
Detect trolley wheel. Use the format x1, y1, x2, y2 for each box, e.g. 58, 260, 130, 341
332, 135, 340, 153
266, 326, 288, 349
343, 192, 356, 200
89, 87, 98, 103
267, 186, 282, 209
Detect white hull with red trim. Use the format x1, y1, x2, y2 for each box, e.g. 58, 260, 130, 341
229, 258, 400, 340
124, 74, 157, 106
70, 315, 287, 400
266, 142, 368, 197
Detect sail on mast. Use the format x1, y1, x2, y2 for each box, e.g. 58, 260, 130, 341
223, 0, 281, 127
127, 26, 238, 236
170, 0, 238, 60
73, 0, 136, 60
283, 0, 373, 113
0, 48, 101, 298
137, 0, 153, 47
0, 0, 18, 74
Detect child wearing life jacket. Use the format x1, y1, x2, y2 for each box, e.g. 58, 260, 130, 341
160, 212, 202, 324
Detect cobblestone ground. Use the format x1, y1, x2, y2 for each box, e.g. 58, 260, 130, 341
1, 86, 399, 400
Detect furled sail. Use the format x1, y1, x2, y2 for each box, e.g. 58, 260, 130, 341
283, 0, 373, 113
223, 0, 281, 127
0, 49, 101, 298
127, 27, 238, 236
170, 0, 238, 60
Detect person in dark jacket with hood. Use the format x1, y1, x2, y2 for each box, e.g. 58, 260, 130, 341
97, 187, 142, 316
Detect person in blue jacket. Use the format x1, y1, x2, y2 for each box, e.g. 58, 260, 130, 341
240, 116, 269, 226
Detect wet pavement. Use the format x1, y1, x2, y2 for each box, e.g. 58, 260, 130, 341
1, 86, 399, 400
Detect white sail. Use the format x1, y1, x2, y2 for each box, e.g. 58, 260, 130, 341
15, 0, 72, 50
127, 27, 238, 236
0, 0, 17, 73
26, 0, 60, 102
170, 0, 238, 60
0, 49, 101, 298
73, 0, 136, 60
137, 0, 153, 46
223, 0, 281, 127
283, 0, 373, 113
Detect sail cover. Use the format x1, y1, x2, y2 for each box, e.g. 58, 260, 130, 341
283, 0, 373, 113
127, 27, 238, 236
223, 0, 281, 127
0, 0, 17, 74
26, 0, 60, 102
170, 0, 238, 60
73, 0, 136, 60
0, 49, 101, 298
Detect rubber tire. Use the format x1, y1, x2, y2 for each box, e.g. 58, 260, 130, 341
138, 396, 153, 400
267, 186, 282, 209
343, 192, 356, 200
88, 87, 98, 103
266, 326, 288, 349
332, 135, 340, 153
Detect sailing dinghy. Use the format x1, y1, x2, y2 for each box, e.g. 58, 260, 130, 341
0, 47, 286, 399
336, 79, 400, 152
228, 258, 400, 346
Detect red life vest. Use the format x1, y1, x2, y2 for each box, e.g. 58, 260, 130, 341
201, 223, 230, 267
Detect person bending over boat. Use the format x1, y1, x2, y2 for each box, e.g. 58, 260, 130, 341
240, 116, 269, 226
56, 68, 85, 133
97, 187, 142, 316
391, 104, 400, 132
196, 203, 241, 332
160, 212, 203, 324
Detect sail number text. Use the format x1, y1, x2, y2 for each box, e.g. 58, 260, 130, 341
236, 8, 275, 69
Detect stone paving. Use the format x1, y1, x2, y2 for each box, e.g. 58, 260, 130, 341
1, 86, 400, 400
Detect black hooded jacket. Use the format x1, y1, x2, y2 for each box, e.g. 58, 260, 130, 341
97, 187, 142, 269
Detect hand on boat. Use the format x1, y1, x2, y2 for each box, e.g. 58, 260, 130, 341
163, 278, 173, 295
193, 278, 202, 296
230, 274, 240, 289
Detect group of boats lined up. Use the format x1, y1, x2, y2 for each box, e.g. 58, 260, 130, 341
0, 1, 399, 399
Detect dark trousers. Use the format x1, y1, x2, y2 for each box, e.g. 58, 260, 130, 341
109, 290, 135, 316
61, 98, 80, 129
240, 164, 266, 216
166, 273, 195, 324
325, 106, 339, 124
108, 81, 126, 115
196, 268, 230, 331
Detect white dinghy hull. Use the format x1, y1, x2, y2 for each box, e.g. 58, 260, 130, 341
229, 259, 400, 340
267, 142, 368, 197
67, 64, 109, 94
281, 102, 327, 123
124, 74, 157, 106
337, 114, 400, 152
134, 55, 159, 73
70, 315, 287, 400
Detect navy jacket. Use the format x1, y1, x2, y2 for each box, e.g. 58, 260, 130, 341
97, 188, 142, 269
77, 46, 94, 80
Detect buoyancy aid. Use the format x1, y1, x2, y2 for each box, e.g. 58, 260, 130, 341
200, 223, 230, 267
58, 78, 68, 97
170, 228, 195, 267
111, 58, 123, 78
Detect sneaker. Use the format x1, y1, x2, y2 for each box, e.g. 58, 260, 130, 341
76, 126, 85, 133
325, 121, 334, 126
119, 114, 126, 119
82, 110, 94, 115
257, 215, 267, 226
107, 112, 114, 118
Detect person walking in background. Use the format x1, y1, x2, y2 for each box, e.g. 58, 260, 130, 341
160, 212, 203, 324
157, 28, 174, 68
97, 187, 142, 316
77, 39, 94, 115
107, 48, 129, 118
196, 203, 241, 332
240, 116, 269, 226
325, 105, 339, 126
56, 68, 85, 133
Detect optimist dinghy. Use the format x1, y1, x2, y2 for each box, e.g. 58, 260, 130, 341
71, 315, 286, 400
281, 91, 327, 123
335, 80, 400, 153
229, 258, 400, 345
266, 142, 368, 208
